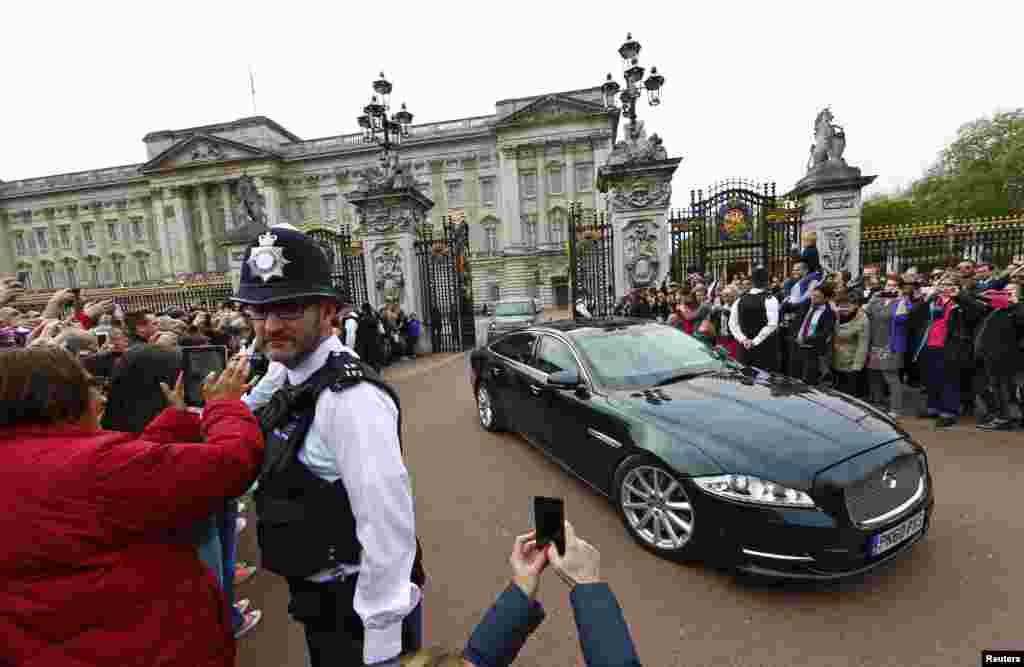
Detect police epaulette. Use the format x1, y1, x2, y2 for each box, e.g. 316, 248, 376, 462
326, 350, 366, 392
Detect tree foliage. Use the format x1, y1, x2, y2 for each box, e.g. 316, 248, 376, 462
863, 109, 1024, 227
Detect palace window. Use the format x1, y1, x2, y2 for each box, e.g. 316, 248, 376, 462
35, 228, 49, 252
446, 180, 464, 209
548, 166, 564, 195
43, 267, 55, 289
293, 199, 306, 224
112, 259, 124, 285
322, 195, 338, 222
17, 270, 32, 289
13, 231, 26, 257
65, 263, 77, 288
137, 258, 148, 283
108, 221, 119, 243
480, 178, 496, 207
59, 225, 71, 250
522, 214, 538, 248
122, 223, 132, 244
82, 222, 95, 246
575, 163, 594, 192
89, 262, 100, 287
131, 217, 145, 242
520, 172, 537, 199
549, 210, 566, 245
484, 226, 499, 254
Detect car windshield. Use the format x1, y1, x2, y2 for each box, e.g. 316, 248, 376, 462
493, 302, 532, 316
571, 323, 725, 389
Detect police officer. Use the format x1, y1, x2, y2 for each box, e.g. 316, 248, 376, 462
233, 227, 423, 666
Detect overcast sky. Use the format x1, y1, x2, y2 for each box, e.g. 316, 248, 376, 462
3, 0, 1020, 204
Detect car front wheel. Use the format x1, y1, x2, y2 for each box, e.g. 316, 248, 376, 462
476, 383, 507, 432
615, 457, 701, 561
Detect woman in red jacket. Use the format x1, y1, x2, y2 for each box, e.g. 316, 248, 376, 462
0, 347, 263, 667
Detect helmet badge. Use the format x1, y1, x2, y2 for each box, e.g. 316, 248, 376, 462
248, 231, 291, 283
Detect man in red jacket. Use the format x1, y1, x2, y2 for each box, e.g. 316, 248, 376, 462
0, 347, 263, 667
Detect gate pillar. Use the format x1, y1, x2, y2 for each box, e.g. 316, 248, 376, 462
597, 125, 682, 299
789, 108, 876, 279
346, 164, 435, 354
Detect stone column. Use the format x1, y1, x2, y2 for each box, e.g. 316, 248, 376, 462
0, 213, 14, 278
498, 146, 521, 246
220, 182, 234, 230
565, 143, 577, 196
257, 176, 281, 227
168, 187, 194, 275
790, 165, 877, 280
195, 184, 218, 271
535, 151, 547, 247
597, 138, 682, 300
150, 193, 173, 279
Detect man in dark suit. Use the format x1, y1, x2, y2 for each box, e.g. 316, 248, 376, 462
789, 284, 836, 385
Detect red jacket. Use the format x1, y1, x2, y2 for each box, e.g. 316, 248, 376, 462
0, 401, 264, 667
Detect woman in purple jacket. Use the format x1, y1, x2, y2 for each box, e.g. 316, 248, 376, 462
864, 274, 912, 416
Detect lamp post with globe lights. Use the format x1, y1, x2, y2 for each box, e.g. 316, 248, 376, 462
600, 33, 665, 141
356, 72, 415, 179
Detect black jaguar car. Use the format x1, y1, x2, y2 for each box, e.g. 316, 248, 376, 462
468, 318, 934, 580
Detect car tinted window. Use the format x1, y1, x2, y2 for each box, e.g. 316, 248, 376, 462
532, 336, 579, 375
493, 301, 533, 316
490, 332, 536, 363
571, 323, 721, 388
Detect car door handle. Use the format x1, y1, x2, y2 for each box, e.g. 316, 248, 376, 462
529, 384, 543, 396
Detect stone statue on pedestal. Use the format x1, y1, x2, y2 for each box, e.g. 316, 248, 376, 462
806, 107, 847, 172
235, 175, 267, 227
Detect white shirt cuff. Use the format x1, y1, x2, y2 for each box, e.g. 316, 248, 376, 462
364, 623, 403, 666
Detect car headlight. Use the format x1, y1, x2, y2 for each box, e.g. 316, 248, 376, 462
694, 474, 816, 508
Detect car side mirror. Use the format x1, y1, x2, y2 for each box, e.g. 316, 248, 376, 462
547, 368, 581, 388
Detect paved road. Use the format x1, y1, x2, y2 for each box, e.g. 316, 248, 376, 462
237, 352, 1024, 667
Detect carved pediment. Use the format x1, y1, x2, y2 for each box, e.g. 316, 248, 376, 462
140, 133, 280, 173
495, 94, 608, 128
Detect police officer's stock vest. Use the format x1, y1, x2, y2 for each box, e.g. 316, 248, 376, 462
253, 350, 424, 582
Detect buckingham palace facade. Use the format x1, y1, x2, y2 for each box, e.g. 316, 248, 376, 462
0, 85, 617, 307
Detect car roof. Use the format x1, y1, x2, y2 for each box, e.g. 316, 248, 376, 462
525, 317, 653, 335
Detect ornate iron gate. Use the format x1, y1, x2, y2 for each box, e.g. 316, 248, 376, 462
670, 180, 803, 283
568, 201, 616, 318
308, 225, 369, 306
414, 217, 476, 352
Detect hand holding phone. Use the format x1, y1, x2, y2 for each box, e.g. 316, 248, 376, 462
533, 496, 565, 556
181, 346, 228, 407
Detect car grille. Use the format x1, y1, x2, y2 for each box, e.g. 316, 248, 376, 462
844, 454, 924, 526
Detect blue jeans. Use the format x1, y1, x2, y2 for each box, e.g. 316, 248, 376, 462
217, 500, 242, 631
920, 347, 960, 417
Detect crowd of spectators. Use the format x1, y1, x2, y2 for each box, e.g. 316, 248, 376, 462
611, 255, 1024, 430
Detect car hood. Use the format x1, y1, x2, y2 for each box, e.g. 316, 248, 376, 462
609, 370, 905, 489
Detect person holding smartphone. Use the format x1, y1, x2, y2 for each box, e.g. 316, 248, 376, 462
232, 226, 424, 667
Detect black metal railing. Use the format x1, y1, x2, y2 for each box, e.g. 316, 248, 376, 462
415, 217, 475, 352
308, 225, 369, 306
14, 282, 235, 317
861, 215, 1024, 274
568, 201, 616, 318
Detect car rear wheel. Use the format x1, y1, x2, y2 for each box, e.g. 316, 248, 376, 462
476, 383, 507, 432
614, 457, 701, 561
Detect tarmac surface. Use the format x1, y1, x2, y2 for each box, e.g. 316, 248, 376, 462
236, 328, 1023, 667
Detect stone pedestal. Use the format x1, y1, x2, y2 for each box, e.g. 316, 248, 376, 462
346, 183, 435, 354
597, 126, 681, 298
221, 219, 267, 293
790, 162, 876, 280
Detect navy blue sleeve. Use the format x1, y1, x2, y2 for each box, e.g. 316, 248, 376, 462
569, 583, 642, 667
463, 583, 546, 667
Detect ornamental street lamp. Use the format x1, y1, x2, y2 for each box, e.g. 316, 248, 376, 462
600, 33, 665, 140
356, 72, 414, 171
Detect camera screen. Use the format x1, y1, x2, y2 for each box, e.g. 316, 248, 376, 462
182, 346, 226, 407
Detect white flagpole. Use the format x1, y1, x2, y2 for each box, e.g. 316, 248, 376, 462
249, 66, 257, 114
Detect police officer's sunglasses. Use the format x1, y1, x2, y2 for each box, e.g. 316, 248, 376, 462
243, 300, 317, 321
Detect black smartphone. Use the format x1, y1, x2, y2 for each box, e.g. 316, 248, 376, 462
96, 333, 108, 347
533, 496, 565, 556
181, 345, 227, 407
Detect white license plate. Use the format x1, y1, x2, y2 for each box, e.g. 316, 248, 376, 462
869, 510, 925, 557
